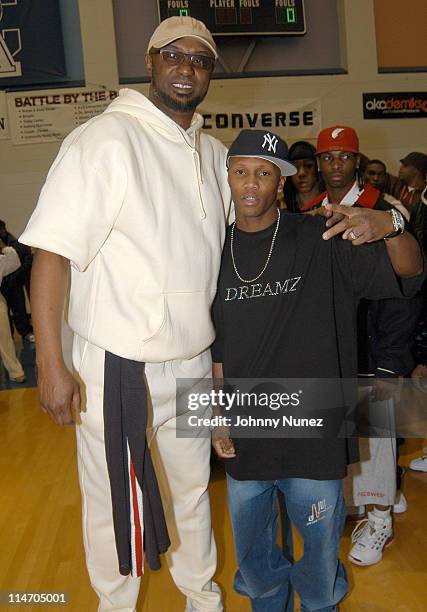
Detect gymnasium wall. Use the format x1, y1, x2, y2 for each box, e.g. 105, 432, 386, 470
373, 0, 427, 70
0, 0, 425, 237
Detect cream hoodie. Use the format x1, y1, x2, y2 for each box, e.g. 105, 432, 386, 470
20, 89, 231, 362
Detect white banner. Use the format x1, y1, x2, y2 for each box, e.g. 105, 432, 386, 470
5, 87, 321, 146
0, 91, 9, 140
7, 88, 119, 145
199, 97, 322, 145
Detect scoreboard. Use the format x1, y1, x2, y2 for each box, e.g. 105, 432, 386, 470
157, 1, 306, 36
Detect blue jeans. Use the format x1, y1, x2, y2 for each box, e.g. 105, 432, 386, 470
226, 475, 348, 612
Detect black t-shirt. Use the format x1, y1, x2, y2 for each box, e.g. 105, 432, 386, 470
211, 212, 420, 481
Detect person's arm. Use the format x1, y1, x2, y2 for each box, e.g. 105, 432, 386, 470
382, 233, 423, 278
212, 360, 224, 383
412, 364, 427, 378
31, 249, 81, 425
211, 361, 236, 459
322, 204, 423, 278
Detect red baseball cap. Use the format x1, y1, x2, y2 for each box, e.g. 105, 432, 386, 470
316, 126, 359, 155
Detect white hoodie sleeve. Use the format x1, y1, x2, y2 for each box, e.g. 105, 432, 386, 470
20, 116, 127, 272
0, 246, 20, 284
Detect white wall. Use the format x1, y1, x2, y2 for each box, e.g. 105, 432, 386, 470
1, 0, 425, 237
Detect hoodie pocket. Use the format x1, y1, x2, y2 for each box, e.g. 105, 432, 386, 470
138, 294, 167, 343
139, 291, 214, 363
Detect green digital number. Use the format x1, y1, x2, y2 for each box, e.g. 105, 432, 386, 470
287, 7, 296, 23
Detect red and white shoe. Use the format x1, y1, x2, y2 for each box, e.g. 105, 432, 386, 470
348, 511, 393, 566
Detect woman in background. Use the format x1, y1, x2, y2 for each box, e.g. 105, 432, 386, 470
283, 141, 323, 212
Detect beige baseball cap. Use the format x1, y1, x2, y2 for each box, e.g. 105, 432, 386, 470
147, 16, 218, 58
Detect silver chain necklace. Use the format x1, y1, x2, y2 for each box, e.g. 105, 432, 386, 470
230, 209, 281, 283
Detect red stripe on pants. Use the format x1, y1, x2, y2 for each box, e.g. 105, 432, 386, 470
130, 458, 143, 576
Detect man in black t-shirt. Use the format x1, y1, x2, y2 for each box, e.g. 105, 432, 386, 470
211, 129, 423, 612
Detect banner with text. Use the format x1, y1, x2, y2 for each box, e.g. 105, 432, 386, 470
199, 97, 321, 144
0, 91, 9, 140
7, 88, 119, 145
6, 88, 320, 146
363, 92, 427, 120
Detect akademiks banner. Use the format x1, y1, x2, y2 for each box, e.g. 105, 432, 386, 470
363, 92, 427, 120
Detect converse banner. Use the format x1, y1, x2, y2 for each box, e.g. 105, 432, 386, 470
199, 97, 321, 145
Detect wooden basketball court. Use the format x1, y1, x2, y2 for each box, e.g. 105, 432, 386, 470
1, 387, 426, 611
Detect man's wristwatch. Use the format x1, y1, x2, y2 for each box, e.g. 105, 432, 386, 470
384, 208, 405, 240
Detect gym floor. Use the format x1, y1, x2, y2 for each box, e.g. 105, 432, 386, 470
0, 347, 426, 611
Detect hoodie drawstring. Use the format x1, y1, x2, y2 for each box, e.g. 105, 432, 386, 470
191, 131, 206, 219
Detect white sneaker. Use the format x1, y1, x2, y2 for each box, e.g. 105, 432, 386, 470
409, 455, 427, 472
348, 511, 393, 566
393, 491, 408, 513
185, 582, 222, 611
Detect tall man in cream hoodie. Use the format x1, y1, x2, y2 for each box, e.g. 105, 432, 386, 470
20, 17, 231, 612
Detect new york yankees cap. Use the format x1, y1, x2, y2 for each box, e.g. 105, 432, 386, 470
316, 125, 359, 155
147, 16, 218, 58
227, 129, 297, 176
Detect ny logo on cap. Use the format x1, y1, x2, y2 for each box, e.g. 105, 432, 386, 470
262, 133, 278, 153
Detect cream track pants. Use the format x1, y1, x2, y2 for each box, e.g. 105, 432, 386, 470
72, 336, 222, 612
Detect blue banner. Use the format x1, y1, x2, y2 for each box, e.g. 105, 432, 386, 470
0, 0, 66, 88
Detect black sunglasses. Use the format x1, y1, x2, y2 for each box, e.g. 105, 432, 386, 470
151, 48, 216, 73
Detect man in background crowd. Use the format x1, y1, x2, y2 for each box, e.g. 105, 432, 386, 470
0, 220, 34, 343
363, 159, 408, 215
363, 159, 426, 250
386, 151, 427, 211
303, 126, 423, 566
300, 126, 391, 214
